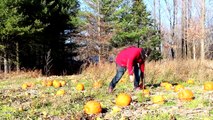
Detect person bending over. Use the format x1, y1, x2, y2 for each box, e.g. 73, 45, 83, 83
108, 46, 151, 93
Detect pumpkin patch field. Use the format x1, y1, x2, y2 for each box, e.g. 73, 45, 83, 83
0, 60, 213, 120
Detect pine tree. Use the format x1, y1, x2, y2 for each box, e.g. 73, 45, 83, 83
0, 0, 80, 74
111, 0, 162, 60
112, 0, 161, 47
0, 0, 32, 73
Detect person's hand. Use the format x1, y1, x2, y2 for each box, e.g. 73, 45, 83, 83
129, 75, 134, 82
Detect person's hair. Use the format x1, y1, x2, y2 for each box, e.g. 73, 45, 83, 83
141, 48, 152, 60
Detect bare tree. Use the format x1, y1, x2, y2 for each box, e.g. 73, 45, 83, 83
162, 0, 179, 59
44, 49, 52, 76
200, 0, 206, 61
187, 19, 202, 60
181, 0, 188, 59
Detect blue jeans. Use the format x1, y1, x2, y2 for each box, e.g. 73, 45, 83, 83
109, 63, 142, 89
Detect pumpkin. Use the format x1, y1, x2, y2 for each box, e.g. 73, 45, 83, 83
22, 83, 28, 89
160, 82, 169, 87
56, 89, 65, 96
142, 89, 150, 97
53, 81, 61, 88
93, 81, 102, 89
60, 81, 66, 87
84, 100, 102, 114
164, 83, 173, 90
152, 95, 165, 104
174, 84, 184, 92
53, 80, 58, 85
178, 89, 194, 101
76, 83, 84, 91
115, 93, 132, 107
187, 79, 194, 84
46, 80, 53, 86
204, 81, 213, 91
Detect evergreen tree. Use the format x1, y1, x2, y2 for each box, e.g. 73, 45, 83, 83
0, 0, 80, 74
17, 0, 80, 74
111, 0, 162, 60
0, 0, 32, 72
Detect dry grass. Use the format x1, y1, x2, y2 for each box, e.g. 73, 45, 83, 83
1, 59, 212, 84
81, 59, 213, 85
82, 62, 116, 83
145, 59, 213, 84
0, 69, 42, 80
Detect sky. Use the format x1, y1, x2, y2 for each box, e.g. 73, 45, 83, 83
78, 0, 170, 27
78, 0, 213, 29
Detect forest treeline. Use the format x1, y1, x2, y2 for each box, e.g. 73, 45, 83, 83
0, 0, 212, 75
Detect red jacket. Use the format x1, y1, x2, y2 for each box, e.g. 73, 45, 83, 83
115, 47, 145, 75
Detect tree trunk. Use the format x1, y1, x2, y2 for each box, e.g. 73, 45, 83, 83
172, 0, 177, 59
4, 52, 8, 74
187, 0, 192, 59
158, 0, 163, 55
200, 0, 205, 61
181, 0, 187, 59
8, 58, 11, 73
97, 0, 101, 64
16, 42, 20, 72
193, 39, 196, 60
185, 0, 188, 59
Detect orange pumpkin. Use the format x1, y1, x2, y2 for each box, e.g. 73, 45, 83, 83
164, 83, 172, 90
22, 83, 28, 89
46, 80, 53, 86
152, 95, 165, 104
178, 89, 194, 101
84, 100, 102, 114
174, 84, 184, 92
53, 80, 58, 85
160, 82, 169, 87
115, 93, 132, 107
142, 89, 150, 97
76, 83, 84, 91
60, 81, 66, 87
93, 81, 102, 89
204, 81, 213, 91
56, 89, 65, 96
53, 81, 61, 88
